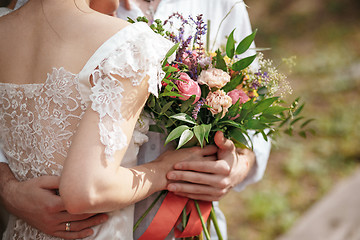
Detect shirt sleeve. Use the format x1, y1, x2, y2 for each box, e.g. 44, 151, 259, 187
233, 130, 271, 192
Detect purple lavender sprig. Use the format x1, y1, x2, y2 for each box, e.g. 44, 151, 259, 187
189, 14, 207, 57
192, 98, 205, 120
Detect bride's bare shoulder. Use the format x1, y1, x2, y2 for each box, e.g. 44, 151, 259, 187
78, 13, 131, 41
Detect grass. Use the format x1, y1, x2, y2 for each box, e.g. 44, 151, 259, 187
219, 1, 360, 239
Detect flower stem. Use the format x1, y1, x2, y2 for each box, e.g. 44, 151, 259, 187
210, 203, 223, 240
133, 190, 167, 232
194, 200, 211, 240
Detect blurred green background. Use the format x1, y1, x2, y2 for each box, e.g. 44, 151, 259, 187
220, 0, 360, 239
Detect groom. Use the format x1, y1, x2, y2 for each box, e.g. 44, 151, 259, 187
0, 0, 271, 239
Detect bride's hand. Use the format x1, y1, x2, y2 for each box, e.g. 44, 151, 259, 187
166, 131, 255, 201
1, 170, 108, 239
153, 145, 218, 178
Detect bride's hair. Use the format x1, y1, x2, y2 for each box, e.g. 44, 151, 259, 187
0, 0, 11, 7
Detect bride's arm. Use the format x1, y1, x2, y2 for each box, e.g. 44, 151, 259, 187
59, 77, 217, 214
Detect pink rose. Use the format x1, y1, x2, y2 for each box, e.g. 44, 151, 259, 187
198, 68, 231, 89
227, 89, 250, 104
205, 90, 232, 118
177, 72, 201, 103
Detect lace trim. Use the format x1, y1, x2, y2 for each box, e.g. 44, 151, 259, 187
86, 25, 173, 161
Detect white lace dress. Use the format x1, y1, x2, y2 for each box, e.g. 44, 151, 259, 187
0, 22, 173, 240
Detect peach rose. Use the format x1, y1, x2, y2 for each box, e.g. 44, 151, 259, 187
177, 72, 201, 103
205, 90, 232, 118
198, 68, 231, 89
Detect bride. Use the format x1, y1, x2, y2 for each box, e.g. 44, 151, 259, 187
0, 0, 218, 239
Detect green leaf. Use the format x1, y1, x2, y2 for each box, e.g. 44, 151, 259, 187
177, 129, 194, 149
300, 119, 315, 128
226, 29, 236, 59
260, 130, 268, 142
263, 105, 289, 115
160, 101, 174, 115
293, 103, 305, 117
235, 29, 257, 55
291, 117, 304, 126
149, 124, 164, 133
245, 119, 268, 130
222, 74, 243, 93
260, 114, 283, 123
299, 131, 307, 138
160, 92, 184, 98
194, 125, 205, 148
181, 96, 196, 113
217, 120, 242, 128
163, 66, 179, 73
229, 128, 248, 147
170, 113, 196, 125
214, 49, 227, 71
284, 127, 293, 136
232, 54, 257, 72
225, 99, 241, 118
253, 97, 279, 115
165, 118, 175, 128
165, 125, 190, 145
237, 99, 256, 122
147, 94, 156, 108
203, 124, 212, 142
127, 17, 135, 23
165, 42, 180, 58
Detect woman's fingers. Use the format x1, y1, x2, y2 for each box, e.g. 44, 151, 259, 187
173, 159, 229, 175
53, 228, 94, 239
52, 214, 108, 239
58, 213, 108, 232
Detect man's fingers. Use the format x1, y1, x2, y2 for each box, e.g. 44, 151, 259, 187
214, 131, 235, 151
37, 176, 61, 189
201, 144, 218, 156
59, 212, 108, 223
167, 182, 228, 197
168, 183, 229, 201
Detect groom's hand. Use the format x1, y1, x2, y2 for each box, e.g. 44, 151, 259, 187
166, 131, 255, 201
0, 165, 108, 239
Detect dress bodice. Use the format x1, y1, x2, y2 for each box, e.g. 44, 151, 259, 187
0, 22, 173, 240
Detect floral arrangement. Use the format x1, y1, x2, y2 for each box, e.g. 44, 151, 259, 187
130, 14, 312, 240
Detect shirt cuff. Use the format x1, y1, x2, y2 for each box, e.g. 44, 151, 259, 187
233, 131, 271, 192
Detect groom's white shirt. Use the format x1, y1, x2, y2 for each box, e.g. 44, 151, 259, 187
116, 0, 271, 239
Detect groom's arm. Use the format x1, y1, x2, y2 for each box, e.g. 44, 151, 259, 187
0, 160, 108, 239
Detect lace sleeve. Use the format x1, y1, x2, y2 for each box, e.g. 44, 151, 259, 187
81, 24, 173, 161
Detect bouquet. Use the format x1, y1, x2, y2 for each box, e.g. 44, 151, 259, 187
131, 14, 312, 240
